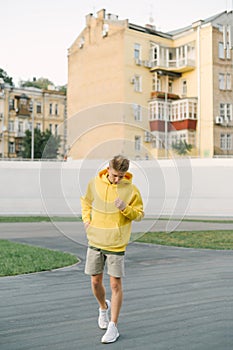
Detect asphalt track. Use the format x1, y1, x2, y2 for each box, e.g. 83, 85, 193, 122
1, 221, 233, 349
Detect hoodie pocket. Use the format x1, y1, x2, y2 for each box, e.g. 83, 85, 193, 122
86, 224, 123, 248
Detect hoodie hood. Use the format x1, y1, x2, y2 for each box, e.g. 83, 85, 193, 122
98, 168, 133, 184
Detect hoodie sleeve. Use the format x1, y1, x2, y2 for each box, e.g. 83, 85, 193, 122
121, 185, 144, 222
80, 180, 94, 223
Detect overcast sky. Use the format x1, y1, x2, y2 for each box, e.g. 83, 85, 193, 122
0, 0, 231, 86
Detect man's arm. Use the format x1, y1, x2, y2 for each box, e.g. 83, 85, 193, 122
80, 181, 94, 225
115, 187, 144, 221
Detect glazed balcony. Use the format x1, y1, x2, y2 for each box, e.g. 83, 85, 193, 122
149, 98, 198, 131
150, 118, 197, 132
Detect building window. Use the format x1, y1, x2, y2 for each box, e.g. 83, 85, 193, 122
29, 100, 33, 112
219, 73, 225, 90
152, 73, 156, 91
151, 45, 159, 65
156, 77, 161, 91
168, 79, 173, 93
220, 134, 232, 150
37, 102, 42, 114
218, 42, 224, 59
19, 95, 28, 109
134, 75, 141, 92
49, 103, 53, 115
226, 73, 231, 90
220, 103, 232, 121
49, 124, 52, 132
134, 43, 141, 59
135, 135, 141, 151
217, 24, 223, 32
18, 121, 24, 132
152, 74, 161, 91
9, 99, 15, 110
8, 120, 14, 132
133, 104, 142, 121
55, 104, 58, 115
226, 43, 231, 59
152, 133, 164, 149
36, 123, 41, 131
55, 124, 58, 136
28, 122, 32, 131
9, 142, 15, 154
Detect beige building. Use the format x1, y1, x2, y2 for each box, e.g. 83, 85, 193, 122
67, 9, 233, 159
0, 84, 66, 159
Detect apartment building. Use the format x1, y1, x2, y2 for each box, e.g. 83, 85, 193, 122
67, 9, 233, 159
0, 83, 66, 159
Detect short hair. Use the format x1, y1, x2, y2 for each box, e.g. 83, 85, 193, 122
109, 155, 129, 172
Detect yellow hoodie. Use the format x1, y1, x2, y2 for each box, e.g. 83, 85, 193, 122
80, 169, 144, 252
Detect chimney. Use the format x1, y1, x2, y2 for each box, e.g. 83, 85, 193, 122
86, 13, 94, 26
97, 9, 106, 20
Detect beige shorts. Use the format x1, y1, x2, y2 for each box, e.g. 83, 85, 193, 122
84, 247, 125, 278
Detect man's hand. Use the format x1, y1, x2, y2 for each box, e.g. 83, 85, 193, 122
115, 197, 126, 211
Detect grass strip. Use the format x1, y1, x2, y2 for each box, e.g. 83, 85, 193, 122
0, 216, 233, 223
136, 230, 233, 250
0, 240, 78, 277
0, 216, 82, 223
143, 217, 233, 224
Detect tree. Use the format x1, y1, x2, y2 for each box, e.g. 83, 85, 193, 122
172, 140, 193, 156
57, 84, 67, 94
21, 129, 61, 159
41, 129, 61, 159
20, 78, 66, 94
0, 68, 14, 85
20, 77, 54, 90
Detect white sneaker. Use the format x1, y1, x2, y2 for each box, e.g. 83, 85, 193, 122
98, 299, 111, 330
101, 321, 120, 344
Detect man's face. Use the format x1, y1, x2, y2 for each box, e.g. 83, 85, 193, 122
107, 167, 126, 184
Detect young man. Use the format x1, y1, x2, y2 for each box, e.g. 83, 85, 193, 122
81, 155, 144, 344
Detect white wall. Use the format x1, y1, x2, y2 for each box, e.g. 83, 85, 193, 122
0, 158, 232, 218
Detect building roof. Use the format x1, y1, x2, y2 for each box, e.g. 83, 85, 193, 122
167, 11, 227, 36
128, 11, 228, 38
128, 22, 172, 39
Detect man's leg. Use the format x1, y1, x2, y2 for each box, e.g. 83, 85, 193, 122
101, 276, 121, 343
91, 273, 107, 310
110, 276, 122, 324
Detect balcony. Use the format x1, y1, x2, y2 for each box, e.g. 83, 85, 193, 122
150, 58, 195, 73
16, 131, 26, 138
150, 119, 197, 132
16, 107, 30, 117
149, 98, 198, 132
151, 91, 180, 100
149, 119, 197, 132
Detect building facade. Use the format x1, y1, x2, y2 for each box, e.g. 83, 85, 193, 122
0, 83, 66, 159
67, 9, 233, 159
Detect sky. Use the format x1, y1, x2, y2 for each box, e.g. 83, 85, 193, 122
0, 0, 231, 87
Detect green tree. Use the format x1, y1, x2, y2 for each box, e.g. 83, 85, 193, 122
172, 140, 193, 156
21, 129, 61, 159
57, 84, 67, 94
20, 77, 54, 90
41, 129, 61, 159
0, 68, 14, 85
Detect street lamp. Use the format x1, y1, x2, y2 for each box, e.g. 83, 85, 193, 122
31, 99, 34, 160
0, 78, 5, 159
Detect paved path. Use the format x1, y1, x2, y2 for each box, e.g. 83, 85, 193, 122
1, 222, 233, 349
